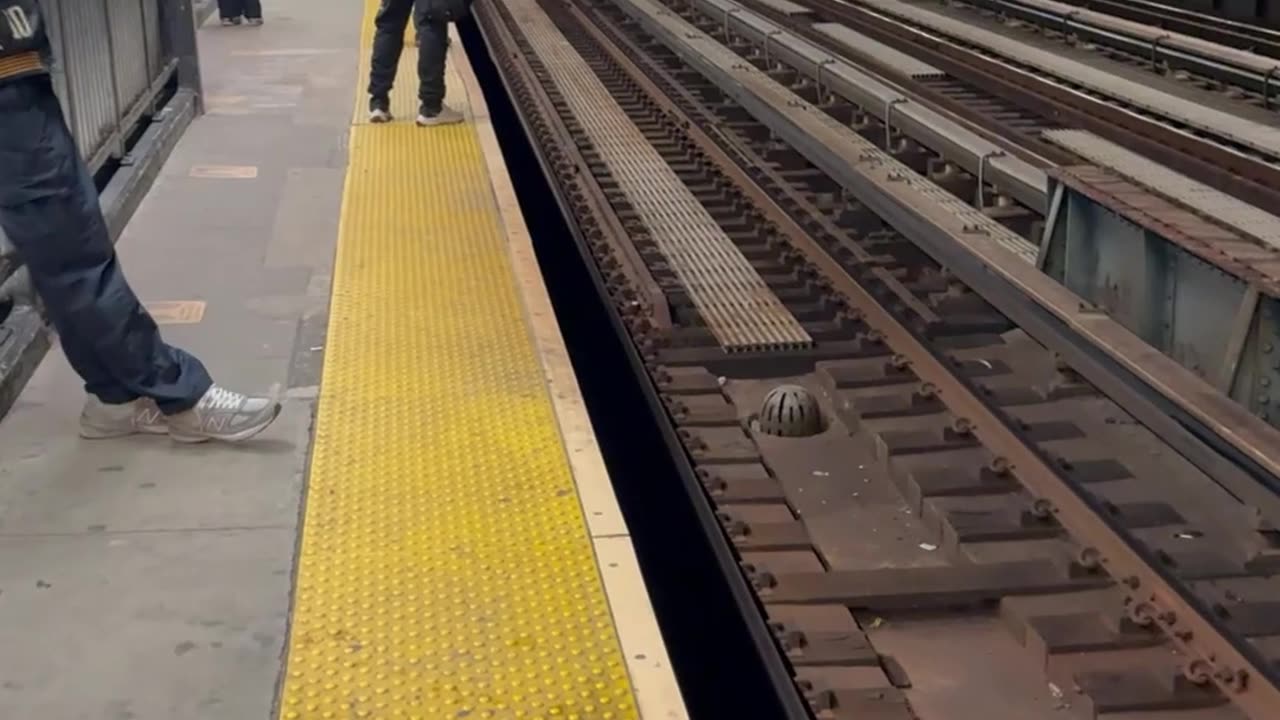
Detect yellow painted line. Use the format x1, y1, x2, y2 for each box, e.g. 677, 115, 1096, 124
205, 107, 254, 116
230, 48, 343, 57
277, 2, 661, 718
143, 300, 206, 325
189, 165, 258, 179
203, 94, 247, 106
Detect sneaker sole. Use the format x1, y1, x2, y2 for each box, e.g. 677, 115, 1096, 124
416, 116, 463, 127
370, 112, 393, 124
168, 403, 283, 444
79, 424, 168, 440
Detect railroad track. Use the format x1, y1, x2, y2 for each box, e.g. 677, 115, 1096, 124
675, 0, 1280, 257
679, 0, 1280, 279
666, 0, 1280, 434
1044, 0, 1280, 53
678, 0, 1280, 431
753, 0, 1280, 211
478, 0, 1280, 717
956, 0, 1280, 102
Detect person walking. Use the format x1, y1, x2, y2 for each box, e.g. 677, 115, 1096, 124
367, 0, 471, 126
217, 0, 263, 26
0, 0, 281, 443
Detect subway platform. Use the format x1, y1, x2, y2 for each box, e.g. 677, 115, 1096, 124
0, 1, 685, 718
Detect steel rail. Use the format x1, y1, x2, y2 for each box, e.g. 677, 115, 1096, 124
1033, 0, 1280, 56
686, 0, 1050, 217
798, 0, 1280, 210
964, 0, 1280, 100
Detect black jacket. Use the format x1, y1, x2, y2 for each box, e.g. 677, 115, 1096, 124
417, 0, 474, 24
0, 0, 45, 57
0, 0, 47, 82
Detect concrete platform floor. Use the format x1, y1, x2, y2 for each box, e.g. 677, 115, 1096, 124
0, 2, 361, 717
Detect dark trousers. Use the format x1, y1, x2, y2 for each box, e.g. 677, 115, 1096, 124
368, 0, 449, 111
0, 77, 212, 414
217, 0, 262, 20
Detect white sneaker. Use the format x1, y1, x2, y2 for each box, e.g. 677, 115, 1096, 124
167, 385, 282, 444
416, 105, 463, 127
369, 97, 392, 124
79, 397, 168, 439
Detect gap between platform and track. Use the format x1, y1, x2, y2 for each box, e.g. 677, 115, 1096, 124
452, 22, 689, 720
460, 12, 810, 720
276, 2, 686, 718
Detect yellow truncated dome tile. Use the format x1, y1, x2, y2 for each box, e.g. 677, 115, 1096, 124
278, 3, 641, 717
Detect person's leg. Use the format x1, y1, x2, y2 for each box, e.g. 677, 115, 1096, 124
412, 18, 461, 125
217, 0, 244, 24
0, 78, 211, 412
242, 0, 263, 24
368, 0, 414, 122
0, 78, 280, 442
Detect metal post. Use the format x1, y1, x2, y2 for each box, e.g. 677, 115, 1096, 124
160, 0, 203, 110
1219, 287, 1261, 395
1036, 183, 1064, 270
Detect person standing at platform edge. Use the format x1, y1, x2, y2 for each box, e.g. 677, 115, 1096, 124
0, 0, 282, 443
217, 0, 264, 26
367, 0, 470, 126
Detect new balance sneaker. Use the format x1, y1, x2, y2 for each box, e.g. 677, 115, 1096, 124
79, 397, 168, 439
369, 96, 392, 124
246, 17, 264, 25
221, 17, 242, 26
167, 385, 282, 444
415, 105, 463, 127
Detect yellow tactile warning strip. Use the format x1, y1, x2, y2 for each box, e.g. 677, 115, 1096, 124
277, 3, 648, 719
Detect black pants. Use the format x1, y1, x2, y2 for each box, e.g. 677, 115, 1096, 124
368, 0, 449, 112
218, 0, 262, 20
0, 77, 212, 413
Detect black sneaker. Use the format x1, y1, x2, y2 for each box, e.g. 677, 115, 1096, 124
369, 96, 392, 123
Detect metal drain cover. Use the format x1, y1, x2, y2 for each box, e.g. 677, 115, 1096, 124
758, 384, 823, 437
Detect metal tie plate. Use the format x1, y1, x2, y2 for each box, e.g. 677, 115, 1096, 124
515, 1, 812, 352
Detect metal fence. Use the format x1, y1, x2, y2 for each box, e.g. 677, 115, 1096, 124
39, 0, 197, 173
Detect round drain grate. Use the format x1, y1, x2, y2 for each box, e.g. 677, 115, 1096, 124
758, 384, 824, 437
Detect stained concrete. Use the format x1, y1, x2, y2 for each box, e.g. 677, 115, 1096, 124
0, 1, 363, 717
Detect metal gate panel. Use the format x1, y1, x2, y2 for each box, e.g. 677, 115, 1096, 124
106, 0, 152, 120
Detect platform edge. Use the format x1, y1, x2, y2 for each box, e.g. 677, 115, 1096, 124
450, 26, 690, 720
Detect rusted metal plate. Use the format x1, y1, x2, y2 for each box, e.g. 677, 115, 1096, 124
762, 560, 1107, 607
1053, 165, 1280, 299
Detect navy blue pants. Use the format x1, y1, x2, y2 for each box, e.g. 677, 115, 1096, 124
368, 0, 450, 112
217, 0, 262, 20
0, 76, 212, 414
